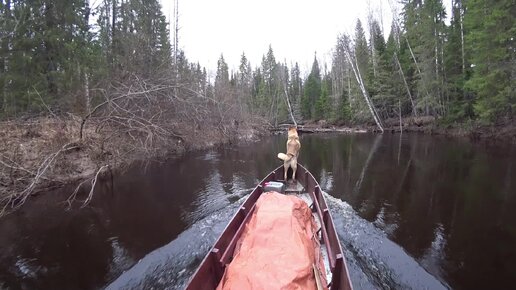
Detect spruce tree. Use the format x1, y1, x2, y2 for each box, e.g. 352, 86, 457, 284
289, 62, 303, 121
369, 19, 396, 118
464, 0, 515, 121
349, 19, 374, 121
97, 0, 171, 77
403, 0, 447, 116
385, 28, 410, 117
0, 0, 94, 115
302, 55, 322, 119
315, 73, 332, 120
215, 54, 229, 101
237, 52, 252, 115
444, 0, 472, 121
354, 20, 370, 86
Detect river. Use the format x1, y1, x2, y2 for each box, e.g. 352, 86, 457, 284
0, 133, 514, 290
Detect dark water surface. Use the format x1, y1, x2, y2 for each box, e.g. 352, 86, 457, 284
0, 133, 514, 289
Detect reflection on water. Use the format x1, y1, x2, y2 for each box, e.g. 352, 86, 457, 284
326, 194, 448, 290
302, 133, 516, 290
106, 196, 247, 290
0, 138, 282, 290
0, 133, 514, 290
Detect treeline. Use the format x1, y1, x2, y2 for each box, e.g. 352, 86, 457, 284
0, 0, 514, 127
213, 0, 515, 127
0, 0, 172, 114
337, 0, 515, 125
0, 0, 200, 117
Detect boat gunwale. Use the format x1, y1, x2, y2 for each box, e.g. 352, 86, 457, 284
185, 164, 352, 290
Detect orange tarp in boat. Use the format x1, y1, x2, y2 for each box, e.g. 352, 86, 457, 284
217, 191, 327, 290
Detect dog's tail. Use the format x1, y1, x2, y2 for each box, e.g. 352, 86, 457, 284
277, 153, 292, 161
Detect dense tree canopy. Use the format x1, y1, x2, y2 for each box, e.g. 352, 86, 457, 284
0, 0, 513, 125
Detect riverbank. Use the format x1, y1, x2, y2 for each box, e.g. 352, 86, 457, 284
291, 117, 516, 144
3, 115, 513, 216
379, 117, 516, 144
0, 116, 269, 216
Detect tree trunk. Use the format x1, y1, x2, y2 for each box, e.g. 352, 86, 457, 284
281, 71, 297, 126
459, 0, 465, 75
343, 39, 383, 132
42, 1, 57, 97
399, 99, 403, 134
111, 0, 117, 69
174, 0, 179, 71
84, 71, 91, 113
394, 53, 417, 117
406, 37, 422, 77
370, 33, 377, 78
347, 66, 352, 110
1, 0, 10, 113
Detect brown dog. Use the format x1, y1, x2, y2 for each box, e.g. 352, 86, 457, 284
277, 126, 301, 182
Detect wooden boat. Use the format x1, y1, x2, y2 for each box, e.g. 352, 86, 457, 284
186, 164, 353, 290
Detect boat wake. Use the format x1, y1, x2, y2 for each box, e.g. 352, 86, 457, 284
324, 193, 449, 290
105, 196, 246, 290
105, 191, 449, 290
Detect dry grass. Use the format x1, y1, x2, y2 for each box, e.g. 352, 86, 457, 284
0, 117, 97, 213
0, 74, 272, 216
0, 114, 267, 216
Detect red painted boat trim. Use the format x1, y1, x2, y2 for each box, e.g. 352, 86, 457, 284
186, 164, 353, 290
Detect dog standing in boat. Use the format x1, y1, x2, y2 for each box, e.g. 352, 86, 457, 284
277, 126, 301, 182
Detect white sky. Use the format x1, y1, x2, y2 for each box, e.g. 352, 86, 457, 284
158, 0, 452, 78
161, 0, 400, 77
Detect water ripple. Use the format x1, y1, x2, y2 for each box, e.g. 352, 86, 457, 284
325, 193, 450, 290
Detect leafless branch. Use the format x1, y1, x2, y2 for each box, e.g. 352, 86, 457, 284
1, 142, 78, 216
65, 165, 109, 208
33, 86, 59, 120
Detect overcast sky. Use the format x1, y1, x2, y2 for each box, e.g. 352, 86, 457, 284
160, 0, 450, 78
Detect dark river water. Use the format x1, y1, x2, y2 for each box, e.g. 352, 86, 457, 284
0, 133, 515, 290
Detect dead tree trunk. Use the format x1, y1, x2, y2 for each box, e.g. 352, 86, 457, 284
279, 66, 297, 126
394, 53, 417, 117
458, 0, 465, 75
84, 72, 91, 113
342, 36, 384, 132
388, 0, 432, 115
283, 83, 297, 127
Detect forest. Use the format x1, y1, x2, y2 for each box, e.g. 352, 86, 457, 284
0, 0, 514, 213
0, 0, 513, 127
